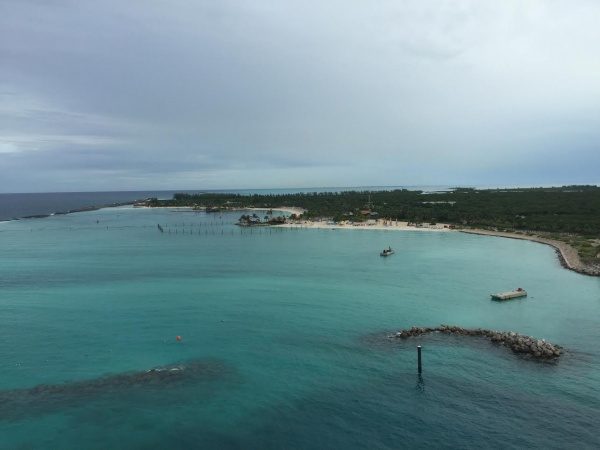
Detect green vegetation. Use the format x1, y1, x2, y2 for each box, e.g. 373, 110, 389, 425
149, 186, 600, 263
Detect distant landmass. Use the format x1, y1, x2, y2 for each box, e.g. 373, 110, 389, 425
0, 186, 449, 221
147, 185, 600, 273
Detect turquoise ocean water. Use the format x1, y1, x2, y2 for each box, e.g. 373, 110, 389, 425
0, 206, 599, 449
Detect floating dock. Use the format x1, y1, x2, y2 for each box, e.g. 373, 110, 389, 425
491, 289, 527, 301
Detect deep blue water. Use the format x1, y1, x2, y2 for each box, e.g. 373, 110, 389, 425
0, 206, 599, 449
0, 191, 164, 221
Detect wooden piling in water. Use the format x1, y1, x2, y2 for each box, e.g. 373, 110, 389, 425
417, 345, 422, 374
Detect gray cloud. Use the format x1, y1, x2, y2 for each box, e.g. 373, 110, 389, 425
1, 0, 599, 192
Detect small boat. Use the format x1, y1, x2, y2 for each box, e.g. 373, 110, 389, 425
491, 287, 527, 301
380, 246, 395, 257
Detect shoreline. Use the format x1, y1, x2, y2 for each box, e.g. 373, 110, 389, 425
460, 229, 600, 277
135, 205, 307, 216
276, 218, 599, 277
274, 219, 451, 232
4, 203, 597, 277
246, 206, 306, 216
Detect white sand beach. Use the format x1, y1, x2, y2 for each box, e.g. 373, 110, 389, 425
276, 219, 451, 232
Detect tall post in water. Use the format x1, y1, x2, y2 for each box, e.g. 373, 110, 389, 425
417, 345, 422, 374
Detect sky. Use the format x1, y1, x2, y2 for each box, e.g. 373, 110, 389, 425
1, 0, 599, 192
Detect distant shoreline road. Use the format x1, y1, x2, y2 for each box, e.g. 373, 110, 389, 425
460, 229, 600, 277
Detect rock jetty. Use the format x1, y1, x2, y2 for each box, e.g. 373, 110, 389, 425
391, 325, 562, 359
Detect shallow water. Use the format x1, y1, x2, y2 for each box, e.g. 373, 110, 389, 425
0, 207, 599, 449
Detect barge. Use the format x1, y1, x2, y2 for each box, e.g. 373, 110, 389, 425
491, 288, 527, 301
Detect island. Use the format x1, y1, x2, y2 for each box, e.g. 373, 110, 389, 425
143, 186, 600, 276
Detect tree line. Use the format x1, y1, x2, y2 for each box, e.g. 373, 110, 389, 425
147, 186, 600, 237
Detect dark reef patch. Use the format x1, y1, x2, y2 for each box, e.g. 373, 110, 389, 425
0, 358, 233, 421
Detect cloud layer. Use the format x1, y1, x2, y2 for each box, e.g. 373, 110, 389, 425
1, 0, 599, 192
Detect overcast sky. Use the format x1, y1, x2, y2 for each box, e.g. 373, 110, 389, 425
1, 0, 599, 192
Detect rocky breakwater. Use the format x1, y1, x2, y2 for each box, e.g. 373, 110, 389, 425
391, 325, 562, 359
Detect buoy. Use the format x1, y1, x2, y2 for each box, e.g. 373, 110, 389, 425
176, 335, 182, 342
